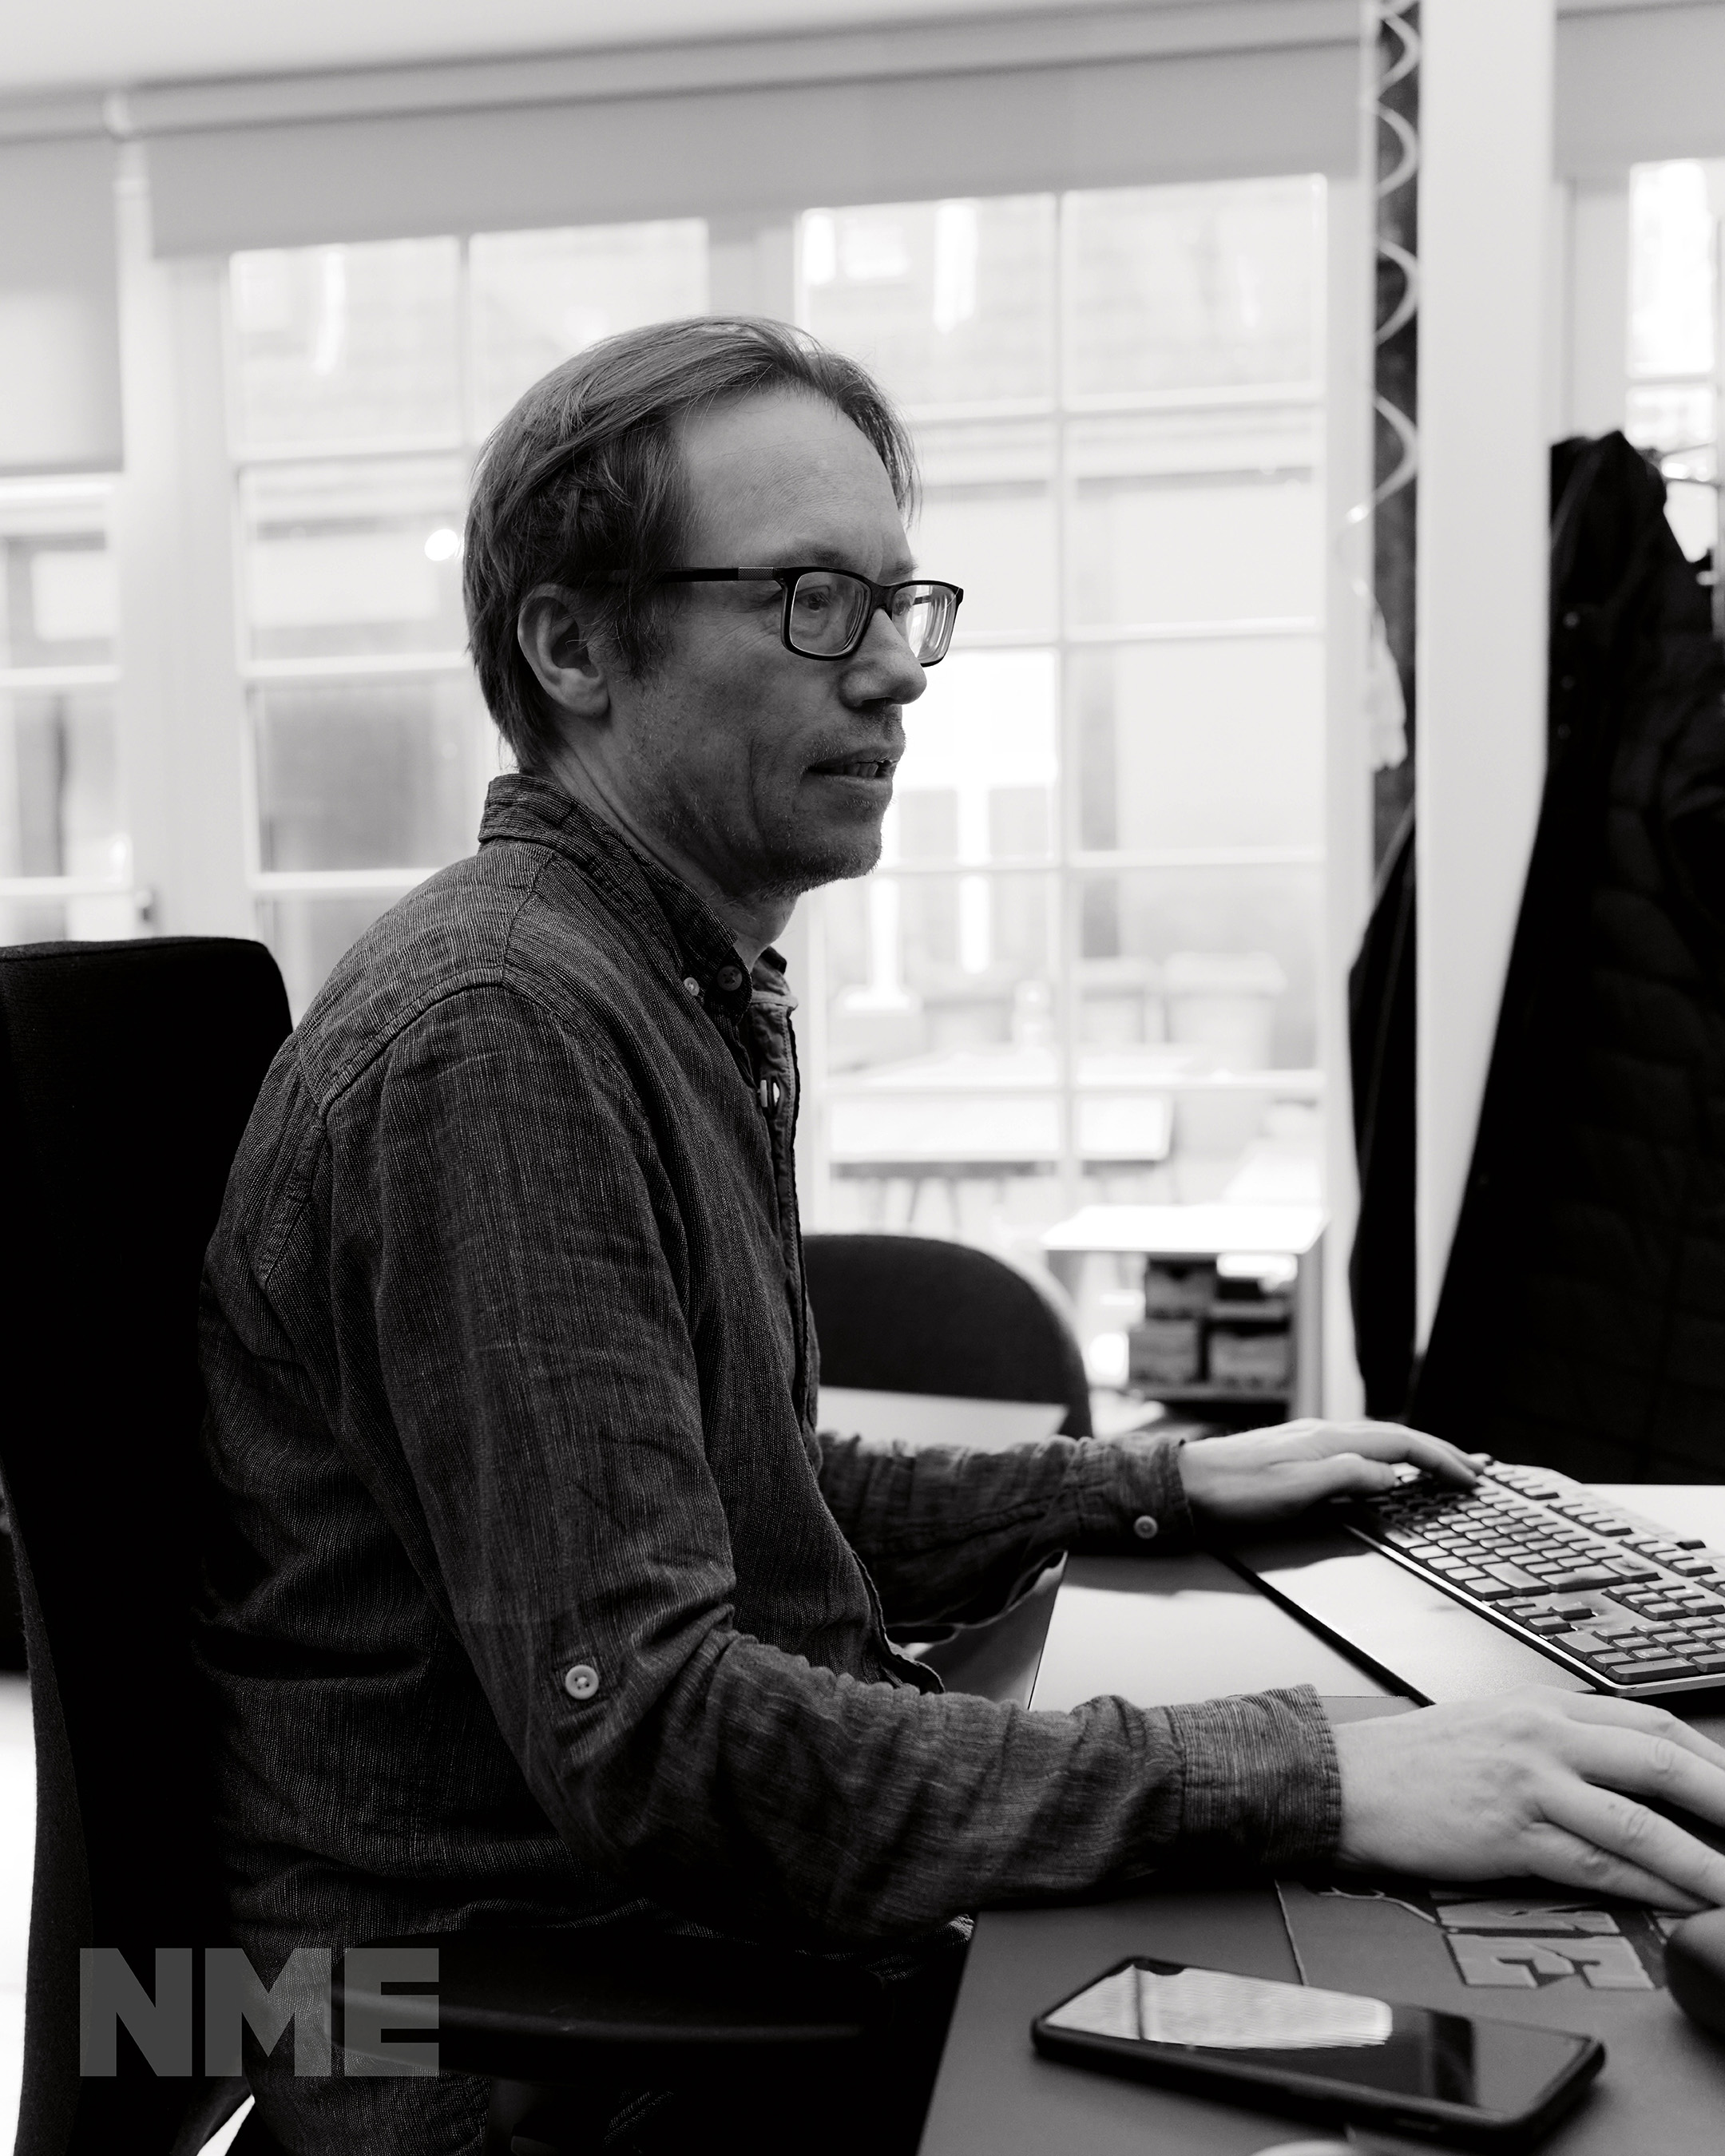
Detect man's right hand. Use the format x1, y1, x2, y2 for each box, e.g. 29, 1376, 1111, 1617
1332, 1690, 1725, 1909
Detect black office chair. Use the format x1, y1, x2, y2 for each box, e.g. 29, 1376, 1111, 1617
803, 1231, 1091, 1690
0, 937, 879, 2156
803, 1231, 1092, 1438
0, 937, 292, 2156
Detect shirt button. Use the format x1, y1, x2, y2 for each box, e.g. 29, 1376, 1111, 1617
680, 977, 701, 997
1132, 1515, 1160, 1541
716, 964, 744, 991
563, 1663, 601, 1701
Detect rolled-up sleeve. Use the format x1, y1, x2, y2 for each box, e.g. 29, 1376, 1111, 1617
337, 985, 1341, 1946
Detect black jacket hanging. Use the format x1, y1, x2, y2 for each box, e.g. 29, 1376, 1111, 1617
1348, 803, 1417, 1418
1410, 431, 1725, 1479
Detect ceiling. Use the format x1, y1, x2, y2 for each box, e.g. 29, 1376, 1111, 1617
2, 0, 1100, 99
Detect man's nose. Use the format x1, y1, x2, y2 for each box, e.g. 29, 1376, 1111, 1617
844, 604, 928, 705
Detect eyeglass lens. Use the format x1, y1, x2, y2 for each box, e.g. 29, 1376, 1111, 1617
787, 573, 956, 663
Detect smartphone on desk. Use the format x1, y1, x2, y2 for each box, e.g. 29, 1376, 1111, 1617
1031, 1958, 1602, 2149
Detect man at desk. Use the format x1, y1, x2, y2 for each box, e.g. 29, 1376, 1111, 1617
200, 319, 1725, 2156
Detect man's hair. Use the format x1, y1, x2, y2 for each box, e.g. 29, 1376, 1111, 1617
463, 315, 919, 772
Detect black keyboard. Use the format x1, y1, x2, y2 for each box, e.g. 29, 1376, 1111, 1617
1349, 1461, 1725, 1697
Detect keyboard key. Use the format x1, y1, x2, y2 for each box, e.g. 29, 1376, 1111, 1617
1552, 1631, 1608, 1655
1622, 1657, 1699, 1678
1606, 1558, 1660, 1581
1691, 1651, 1725, 1674
1481, 1563, 1544, 1592
1546, 1567, 1619, 1591
1525, 1614, 1569, 1634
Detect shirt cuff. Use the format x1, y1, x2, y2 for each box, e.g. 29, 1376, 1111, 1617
1164, 1684, 1343, 1869
1065, 1432, 1196, 1554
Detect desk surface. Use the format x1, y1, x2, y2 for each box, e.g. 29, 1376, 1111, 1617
921, 1486, 1725, 2156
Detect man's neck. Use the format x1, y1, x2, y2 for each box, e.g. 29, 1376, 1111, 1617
539, 747, 790, 972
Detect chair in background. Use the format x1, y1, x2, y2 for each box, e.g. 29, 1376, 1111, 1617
0, 937, 878, 2156
803, 1230, 1092, 1438
0, 937, 292, 2156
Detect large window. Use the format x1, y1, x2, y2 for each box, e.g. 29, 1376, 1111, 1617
796, 183, 1327, 1282
0, 479, 133, 945
219, 185, 1329, 1325
225, 224, 708, 1012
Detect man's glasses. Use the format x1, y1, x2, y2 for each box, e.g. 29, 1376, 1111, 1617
624, 566, 964, 665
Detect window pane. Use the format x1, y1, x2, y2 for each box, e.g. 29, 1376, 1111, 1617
240, 458, 468, 661
897, 648, 1057, 869
259, 894, 400, 1020
914, 421, 1057, 641
0, 487, 116, 664
1078, 864, 1321, 1203
1069, 413, 1319, 627
253, 677, 486, 871
2, 541, 117, 668
1073, 640, 1323, 853
1629, 161, 1715, 380
799, 196, 1055, 409
1080, 866, 1319, 1065
229, 240, 462, 448
1065, 179, 1322, 398
1625, 382, 1715, 462
0, 687, 124, 879
0, 897, 69, 943
470, 221, 708, 436
825, 865, 1058, 1072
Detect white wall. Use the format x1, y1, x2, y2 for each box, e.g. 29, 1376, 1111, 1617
1414, 0, 1556, 1344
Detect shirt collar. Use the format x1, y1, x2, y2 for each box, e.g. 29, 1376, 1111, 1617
478, 772, 789, 1019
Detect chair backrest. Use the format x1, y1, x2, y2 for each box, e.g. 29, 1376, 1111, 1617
0, 938, 291, 2156
803, 1232, 1092, 1438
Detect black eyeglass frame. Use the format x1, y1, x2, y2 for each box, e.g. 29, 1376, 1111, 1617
582, 565, 965, 665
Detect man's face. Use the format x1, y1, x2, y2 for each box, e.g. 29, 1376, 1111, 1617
605, 387, 927, 902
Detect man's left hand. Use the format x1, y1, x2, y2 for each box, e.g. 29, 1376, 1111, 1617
1176, 1418, 1478, 1529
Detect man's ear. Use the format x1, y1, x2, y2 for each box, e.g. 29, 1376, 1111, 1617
517, 585, 613, 720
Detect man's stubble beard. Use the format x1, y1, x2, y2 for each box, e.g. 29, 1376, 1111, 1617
755, 802, 886, 902
657, 775, 886, 906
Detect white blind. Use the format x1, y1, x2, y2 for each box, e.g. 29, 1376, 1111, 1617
1558, 1, 1725, 176
139, 35, 1361, 256
0, 134, 122, 473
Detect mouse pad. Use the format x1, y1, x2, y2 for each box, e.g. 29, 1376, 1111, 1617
1276, 1877, 1724, 2153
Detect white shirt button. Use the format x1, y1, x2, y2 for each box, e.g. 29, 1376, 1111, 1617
563, 1663, 601, 1700
681, 977, 701, 997
1132, 1515, 1160, 1541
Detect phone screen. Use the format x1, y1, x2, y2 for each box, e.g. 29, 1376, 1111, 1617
1041, 1960, 1594, 2118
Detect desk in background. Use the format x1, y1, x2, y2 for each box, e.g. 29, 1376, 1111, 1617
920, 1486, 1725, 2156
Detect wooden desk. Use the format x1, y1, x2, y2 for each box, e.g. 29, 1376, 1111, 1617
920, 1487, 1725, 2156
